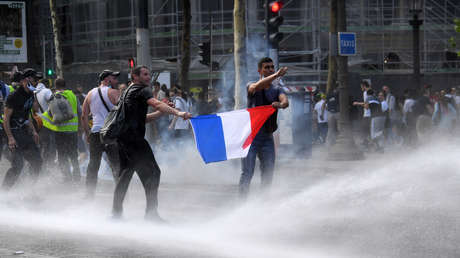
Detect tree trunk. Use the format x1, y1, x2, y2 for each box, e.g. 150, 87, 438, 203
327, 0, 363, 160
336, 0, 349, 124
326, 0, 338, 94
180, 0, 191, 92
233, 0, 247, 110
49, 0, 63, 78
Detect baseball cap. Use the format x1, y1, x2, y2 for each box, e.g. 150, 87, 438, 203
35, 72, 43, 79
12, 71, 25, 82
99, 70, 120, 81
23, 68, 37, 78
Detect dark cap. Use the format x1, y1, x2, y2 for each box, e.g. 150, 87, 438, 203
99, 70, 120, 81
35, 72, 43, 79
23, 68, 37, 78
12, 71, 25, 83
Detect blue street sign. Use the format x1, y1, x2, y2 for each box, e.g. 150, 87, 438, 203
338, 32, 357, 56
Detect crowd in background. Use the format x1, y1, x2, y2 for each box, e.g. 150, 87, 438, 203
0, 71, 225, 179
3, 70, 459, 168
312, 81, 460, 153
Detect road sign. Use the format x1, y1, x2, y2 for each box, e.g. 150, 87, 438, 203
0, 1, 27, 63
338, 32, 356, 56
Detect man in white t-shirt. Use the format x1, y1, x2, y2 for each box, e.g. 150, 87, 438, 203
314, 94, 328, 144
169, 87, 190, 142
35, 80, 52, 114
353, 80, 372, 147
82, 70, 121, 199
451, 87, 460, 108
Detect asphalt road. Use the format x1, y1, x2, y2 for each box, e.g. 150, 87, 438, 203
1, 142, 460, 258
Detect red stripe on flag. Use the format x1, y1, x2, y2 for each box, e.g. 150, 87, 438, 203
242, 105, 276, 149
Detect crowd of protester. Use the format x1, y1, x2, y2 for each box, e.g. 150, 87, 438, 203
4, 63, 458, 222
0, 57, 289, 222
312, 80, 460, 152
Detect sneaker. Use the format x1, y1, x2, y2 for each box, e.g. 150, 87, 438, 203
144, 212, 168, 224
110, 212, 123, 221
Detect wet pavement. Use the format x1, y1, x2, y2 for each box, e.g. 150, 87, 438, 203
0, 142, 460, 258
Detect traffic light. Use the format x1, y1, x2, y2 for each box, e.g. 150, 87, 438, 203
47, 68, 54, 76
265, 1, 284, 49
128, 58, 135, 69
198, 41, 211, 66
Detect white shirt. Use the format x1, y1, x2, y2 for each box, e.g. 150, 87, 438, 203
455, 95, 460, 105
381, 100, 389, 112
363, 91, 371, 117
157, 90, 166, 100
403, 99, 415, 114
314, 99, 328, 123
89, 86, 115, 132
174, 97, 190, 130
34, 83, 52, 114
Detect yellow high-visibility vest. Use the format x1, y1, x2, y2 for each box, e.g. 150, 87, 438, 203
40, 90, 78, 132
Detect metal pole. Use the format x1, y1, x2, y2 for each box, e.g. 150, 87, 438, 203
136, 0, 152, 69
265, 0, 269, 56
410, 11, 423, 91
209, 10, 213, 90
42, 34, 46, 77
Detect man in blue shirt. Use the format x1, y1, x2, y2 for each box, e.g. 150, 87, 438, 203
240, 57, 289, 199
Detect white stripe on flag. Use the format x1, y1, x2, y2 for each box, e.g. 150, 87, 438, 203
218, 109, 252, 160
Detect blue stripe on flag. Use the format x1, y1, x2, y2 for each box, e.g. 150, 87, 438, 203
190, 114, 227, 163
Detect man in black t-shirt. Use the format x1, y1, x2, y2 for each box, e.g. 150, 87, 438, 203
326, 88, 339, 146
413, 87, 434, 143
112, 66, 191, 221
240, 57, 289, 199
1, 71, 42, 190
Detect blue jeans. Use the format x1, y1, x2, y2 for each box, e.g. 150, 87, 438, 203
239, 131, 275, 197
318, 122, 328, 144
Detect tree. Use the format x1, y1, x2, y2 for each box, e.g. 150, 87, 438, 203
49, 0, 63, 78
327, 0, 363, 160
233, 0, 247, 109
180, 0, 191, 92
449, 18, 460, 56
326, 0, 337, 94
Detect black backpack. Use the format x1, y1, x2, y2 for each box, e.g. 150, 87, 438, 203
99, 85, 132, 144
411, 96, 428, 117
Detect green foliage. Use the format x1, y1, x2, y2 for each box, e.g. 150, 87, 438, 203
453, 19, 460, 56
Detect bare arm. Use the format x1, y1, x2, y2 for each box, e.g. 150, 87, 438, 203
169, 116, 178, 130
27, 115, 39, 144
108, 88, 120, 105
426, 104, 434, 115
3, 107, 16, 150
272, 93, 289, 109
321, 99, 326, 116
81, 92, 92, 138
3, 107, 13, 139
146, 97, 191, 119
32, 99, 39, 113
248, 67, 288, 95
146, 111, 163, 123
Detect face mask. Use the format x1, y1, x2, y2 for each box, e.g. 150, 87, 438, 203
27, 82, 36, 92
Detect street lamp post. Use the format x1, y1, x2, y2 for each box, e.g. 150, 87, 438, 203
409, 0, 424, 91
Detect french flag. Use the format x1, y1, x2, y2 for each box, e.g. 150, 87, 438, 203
190, 106, 276, 163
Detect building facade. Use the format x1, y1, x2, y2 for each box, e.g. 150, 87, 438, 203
4, 0, 460, 93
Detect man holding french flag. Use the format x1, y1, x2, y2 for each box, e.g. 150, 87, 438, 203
190, 57, 289, 199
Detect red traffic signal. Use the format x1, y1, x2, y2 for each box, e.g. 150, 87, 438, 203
270, 1, 283, 13
129, 58, 135, 68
